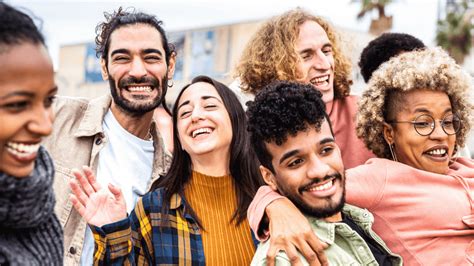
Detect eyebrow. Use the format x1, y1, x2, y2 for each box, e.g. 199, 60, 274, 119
177, 100, 190, 111
0, 91, 34, 100
298, 42, 332, 54
110, 49, 129, 57
177, 95, 222, 111
110, 48, 163, 58
0, 86, 58, 100
322, 43, 333, 49
142, 48, 163, 56
278, 137, 335, 165
414, 107, 453, 114
202, 95, 222, 102
49, 86, 59, 94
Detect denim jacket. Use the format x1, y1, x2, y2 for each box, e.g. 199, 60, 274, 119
42, 94, 171, 265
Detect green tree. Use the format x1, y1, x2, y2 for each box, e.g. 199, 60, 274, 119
436, 0, 474, 64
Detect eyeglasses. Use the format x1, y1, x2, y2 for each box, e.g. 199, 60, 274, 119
388, 113, 461, 136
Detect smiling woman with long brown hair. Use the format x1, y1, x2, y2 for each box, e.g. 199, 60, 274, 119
0, 3, 63, 265
69, 75, 264, 265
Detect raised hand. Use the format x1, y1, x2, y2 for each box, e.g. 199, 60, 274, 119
69, 166, 127, 227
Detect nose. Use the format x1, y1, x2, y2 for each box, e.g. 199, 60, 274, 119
429, 120, 449, 139
28, 105, 53, 137
306, 154, 331, 180
190, 106, 205, 123
312, 51, 331, 71
129, 57, 147, 78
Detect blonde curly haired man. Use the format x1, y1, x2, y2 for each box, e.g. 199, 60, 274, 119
235, 8, 374, 169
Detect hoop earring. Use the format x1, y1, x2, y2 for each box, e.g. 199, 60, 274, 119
449, 144, 459, 165
388, 143, 398, 162
168, 79, 174, 88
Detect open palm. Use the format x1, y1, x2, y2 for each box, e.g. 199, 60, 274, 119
69, 166, 127, 227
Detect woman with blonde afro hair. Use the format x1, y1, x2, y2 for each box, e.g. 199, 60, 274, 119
346, 47, 474, 264
356, 47, 473, 160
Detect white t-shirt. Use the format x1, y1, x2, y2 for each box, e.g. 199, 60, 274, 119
80, 110, 154, 265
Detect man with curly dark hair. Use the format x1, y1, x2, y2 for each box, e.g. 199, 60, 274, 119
41, 7, 176, 265
358, 32, 425, 83
246, 81, 401, 265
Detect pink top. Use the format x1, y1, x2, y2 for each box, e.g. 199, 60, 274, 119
326, 95, 374, 169
248, 157, 474, 265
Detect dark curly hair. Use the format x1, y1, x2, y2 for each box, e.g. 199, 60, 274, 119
358, 33, 425, 83
246, 81, 333, 172
0, 2, 44, 53
95, 7, 174, 66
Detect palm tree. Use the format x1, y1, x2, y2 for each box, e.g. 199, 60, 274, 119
353, 0, 394, 35
436, 0, 474, 64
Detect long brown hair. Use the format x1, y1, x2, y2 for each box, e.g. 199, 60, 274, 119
151, 75, 264, 226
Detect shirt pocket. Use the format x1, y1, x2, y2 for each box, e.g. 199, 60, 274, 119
52, 162, 75, 227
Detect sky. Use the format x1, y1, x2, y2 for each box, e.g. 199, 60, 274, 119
7, 0, 442, 69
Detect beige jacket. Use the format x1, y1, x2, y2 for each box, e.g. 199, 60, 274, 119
43, 94, 172, 265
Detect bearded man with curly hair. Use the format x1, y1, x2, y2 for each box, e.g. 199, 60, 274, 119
42, 8, 175, 264
235, 8, 374, 169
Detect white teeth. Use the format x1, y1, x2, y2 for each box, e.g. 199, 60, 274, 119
128, 86, 152, 92
192, 128, 212, 138
308, 180, 333, 192
6, 142, 40, 156
427, 148, 447, 156
311, 75, 329, 85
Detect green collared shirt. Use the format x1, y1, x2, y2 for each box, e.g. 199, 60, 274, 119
251, 204, 402, 266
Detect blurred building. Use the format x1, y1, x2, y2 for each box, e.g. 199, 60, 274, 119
55, 17, 474, 156
55, 19, 374, 105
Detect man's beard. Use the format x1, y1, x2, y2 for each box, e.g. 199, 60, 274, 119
109, 74, 168, 116
278, 172, 345, 219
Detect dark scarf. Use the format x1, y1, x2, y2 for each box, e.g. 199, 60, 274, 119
0, 146, 63, 265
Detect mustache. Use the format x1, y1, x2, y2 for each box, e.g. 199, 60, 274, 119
299, 172, 343, 193
118, 76, 160, 88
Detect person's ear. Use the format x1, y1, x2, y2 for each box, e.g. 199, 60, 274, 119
100, 58, 109, 81
259, 165, 278, 191
167, 52, 176, 80
383, 122, 394, 145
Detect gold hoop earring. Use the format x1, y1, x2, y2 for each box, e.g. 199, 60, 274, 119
168, 79, 174, 88
388, 143, 398, 162
449, 144, 459, 164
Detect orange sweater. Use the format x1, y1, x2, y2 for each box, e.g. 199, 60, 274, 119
184, 171, 255, 265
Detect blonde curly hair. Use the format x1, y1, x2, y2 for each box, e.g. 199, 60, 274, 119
356, 47, 474, 159
234, 8, 352, 99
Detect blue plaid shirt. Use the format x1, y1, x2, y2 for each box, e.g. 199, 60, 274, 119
91, 188, 256, 265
